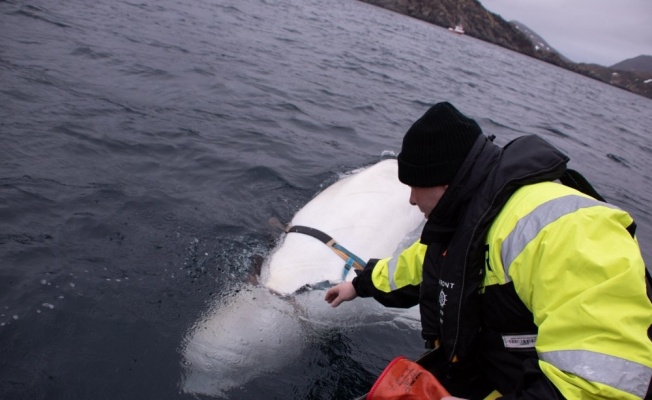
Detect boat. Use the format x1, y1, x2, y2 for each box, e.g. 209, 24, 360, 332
448, 24, 465, 34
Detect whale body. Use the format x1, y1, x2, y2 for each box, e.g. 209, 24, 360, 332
181, 159, 425, 397
262, 159, 425, 294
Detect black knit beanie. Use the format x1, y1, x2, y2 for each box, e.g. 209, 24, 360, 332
398, 102, 482, 187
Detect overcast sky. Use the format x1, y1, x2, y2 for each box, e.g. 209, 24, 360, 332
480, 0, 652, 66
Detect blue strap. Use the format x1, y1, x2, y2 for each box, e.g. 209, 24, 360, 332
336, 243, 366, 281
333, 243, 367, 268
341, 257, 356, 281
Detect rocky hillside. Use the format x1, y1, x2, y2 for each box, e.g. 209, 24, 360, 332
357, 0, 652, 100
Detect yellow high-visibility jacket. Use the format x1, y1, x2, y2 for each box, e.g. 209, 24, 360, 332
360, 182, 652, 399
360, 181, 652, 399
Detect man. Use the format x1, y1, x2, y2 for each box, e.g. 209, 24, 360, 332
325, 102, 652, 399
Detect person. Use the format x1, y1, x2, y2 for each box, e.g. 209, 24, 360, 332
325, 102, 652, 399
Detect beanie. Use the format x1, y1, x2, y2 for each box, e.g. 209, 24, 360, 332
398, 102, 482, 187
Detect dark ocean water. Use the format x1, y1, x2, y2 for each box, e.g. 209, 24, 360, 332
1, 0, 650, 398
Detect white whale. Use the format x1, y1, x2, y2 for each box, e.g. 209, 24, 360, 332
181, 159, 425, 397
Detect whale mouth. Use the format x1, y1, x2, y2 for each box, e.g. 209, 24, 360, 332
292, 279, 336, 295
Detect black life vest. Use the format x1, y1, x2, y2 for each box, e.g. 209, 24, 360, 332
419, 135, 569, 362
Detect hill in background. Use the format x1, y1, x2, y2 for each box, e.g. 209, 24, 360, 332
611, 55, 652, 73
510, 21, 572, 64
357, 0, 652, 99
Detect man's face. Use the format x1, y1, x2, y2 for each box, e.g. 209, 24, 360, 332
409, 185, 448, 219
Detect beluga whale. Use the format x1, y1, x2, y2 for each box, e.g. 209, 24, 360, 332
180, 159, 425, 397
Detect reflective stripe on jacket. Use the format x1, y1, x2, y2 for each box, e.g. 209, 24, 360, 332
364, 181, 652, 399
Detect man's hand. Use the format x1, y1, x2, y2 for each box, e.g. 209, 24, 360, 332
324, 281, 357, 307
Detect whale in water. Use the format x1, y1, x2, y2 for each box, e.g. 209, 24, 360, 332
181, 159, 425, 397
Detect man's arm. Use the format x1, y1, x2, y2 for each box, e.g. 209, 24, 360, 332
325, 281, 357, 307
324, 240, 427, 308
509, 205, 652, 399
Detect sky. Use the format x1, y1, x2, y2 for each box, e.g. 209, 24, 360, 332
480, 0, 652, 66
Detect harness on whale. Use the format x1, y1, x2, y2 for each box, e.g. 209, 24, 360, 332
285, 225, 366, 280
